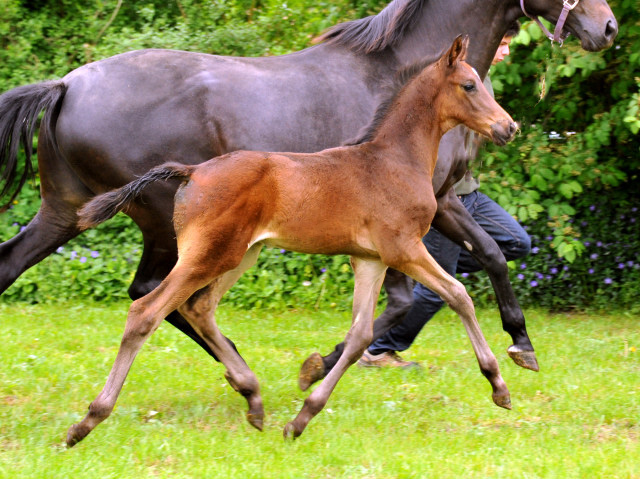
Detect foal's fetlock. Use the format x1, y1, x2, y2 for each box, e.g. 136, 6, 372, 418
492, 391, 512, 410
507, 345, 539, 372
66, 422, 92, 447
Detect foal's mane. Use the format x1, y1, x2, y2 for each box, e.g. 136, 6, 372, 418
345, 54, 440, 145
317, 0, 427, 54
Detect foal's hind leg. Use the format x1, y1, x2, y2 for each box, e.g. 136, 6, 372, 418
66, 268, 203, 447
284, 258, 387, 439
390, 243, 510, 409
177, 244, 265, 431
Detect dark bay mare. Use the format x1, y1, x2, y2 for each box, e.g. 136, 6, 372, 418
69, 37, 517, 444
0, 1, 616, 376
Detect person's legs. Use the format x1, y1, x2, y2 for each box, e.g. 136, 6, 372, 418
366, 227, 462, 356
456, 191, 531, 273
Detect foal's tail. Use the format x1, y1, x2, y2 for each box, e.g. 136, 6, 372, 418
0, 81, 67, 212
77, 162, 195, 230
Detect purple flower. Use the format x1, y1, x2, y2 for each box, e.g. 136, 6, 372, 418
531, 247, 540, 254
536, 272, 544, 279
618, 263, 625, 269
461, 272, 469, 278
520, 263, 527, 270
546, 236, 553, 241
91, 251, 99, 258
563, 265, 569, 271
20, 226, 26, 232
590, 253, 598, 260
280, 249, 286, 253
530, 280, 538, 287
588, 268, 594, 274
584, 241, 591, 247
56, 247, 64, 254
596, 241, 603, 247
70, 251, 78, 260
550, 267, 558, 274
589, 205, 596, 211
320, 268, 327, 273
627, 261, 634, 267
517, 273, 525, 280
80, 257, 87, 263
12, 222, 18, 227
604, 278, 613, 284
581, 221, 588, 227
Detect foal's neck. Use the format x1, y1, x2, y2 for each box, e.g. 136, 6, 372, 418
371, 74, 446, 175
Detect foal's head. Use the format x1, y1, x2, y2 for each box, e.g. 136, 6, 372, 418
432, 35, 516, 146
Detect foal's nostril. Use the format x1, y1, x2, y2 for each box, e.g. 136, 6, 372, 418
508, 121, 517, 137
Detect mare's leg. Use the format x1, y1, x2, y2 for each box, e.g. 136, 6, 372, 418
177, 244, 265, 430
390, 242, 510, 409
432, 189, 537, 371
0, 135, 88, 294
299, 269, 413, 390
285, 258, 387, 439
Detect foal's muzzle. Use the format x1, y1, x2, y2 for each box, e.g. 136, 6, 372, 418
490, 120, 517, 146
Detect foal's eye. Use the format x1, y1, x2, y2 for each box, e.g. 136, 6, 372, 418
462, 82, 476, 92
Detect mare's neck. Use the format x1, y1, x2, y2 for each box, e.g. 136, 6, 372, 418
391, 0, 522, 78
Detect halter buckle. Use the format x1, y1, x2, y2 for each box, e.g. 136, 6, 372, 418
563, 0, 579, 10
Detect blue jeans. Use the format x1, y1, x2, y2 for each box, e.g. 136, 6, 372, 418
369, 191, 530, 354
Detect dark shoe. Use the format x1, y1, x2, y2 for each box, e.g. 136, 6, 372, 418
357, 350, 421, 369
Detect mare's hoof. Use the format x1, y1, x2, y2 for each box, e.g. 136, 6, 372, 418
247, 411, 264, 431
283, 422, 301, 440
66, 423, 90, 448
507, 347, 540, 372
298, 352, 326, 391
492, 392, 512, 410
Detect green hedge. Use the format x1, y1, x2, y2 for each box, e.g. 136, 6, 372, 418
1, 0, 638, 311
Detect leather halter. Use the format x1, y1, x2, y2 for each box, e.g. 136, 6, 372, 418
520, 0, 580, 45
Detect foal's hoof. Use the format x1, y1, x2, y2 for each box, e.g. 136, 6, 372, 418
492, 392, 512, 410
298, 352, 326, 391
66, 423, 90, 448
283, 422, 302, 440
507, 346, 540, 372
247, 411, 264, 431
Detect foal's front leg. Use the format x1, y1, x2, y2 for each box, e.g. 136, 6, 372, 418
284, 257, 387, 439
392, 243, 511, 410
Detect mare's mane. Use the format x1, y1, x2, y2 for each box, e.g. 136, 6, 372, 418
345, 53, 440, 145
317, 0, 427, 53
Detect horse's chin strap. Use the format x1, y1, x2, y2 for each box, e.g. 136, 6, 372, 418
520, 0, 579, 45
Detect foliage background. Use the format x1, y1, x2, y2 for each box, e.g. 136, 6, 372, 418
0, 0, 638, 311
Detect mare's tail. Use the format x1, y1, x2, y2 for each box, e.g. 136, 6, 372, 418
77, 162, 195, 229
0, 81, 67, 211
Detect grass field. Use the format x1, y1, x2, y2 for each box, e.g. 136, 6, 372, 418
0, 302, 638, 478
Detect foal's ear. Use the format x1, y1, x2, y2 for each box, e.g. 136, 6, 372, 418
446, 35, 469, 67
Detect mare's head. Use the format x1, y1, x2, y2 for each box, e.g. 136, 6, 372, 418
523, 0, 617, 51
431, 36, 516, 146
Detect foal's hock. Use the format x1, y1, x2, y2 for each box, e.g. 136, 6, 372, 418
71, 36, 515, 446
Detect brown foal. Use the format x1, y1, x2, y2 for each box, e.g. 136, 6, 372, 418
71, 36, 516, 445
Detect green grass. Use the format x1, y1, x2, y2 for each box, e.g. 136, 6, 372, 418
0, 302, 638, 478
